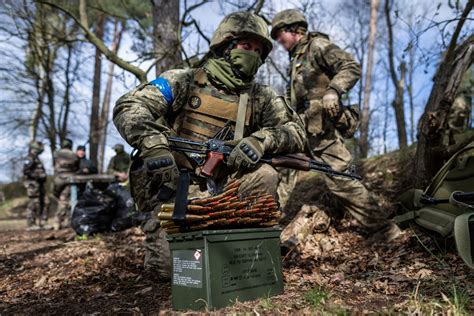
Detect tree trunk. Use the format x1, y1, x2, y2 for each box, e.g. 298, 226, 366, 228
393, 62, 407, 150
59, 43, 73, 141
407, 49, 415, 144
45, 69, 57, 156
88, 14, 105, 167
152, 0, 181, 76
359, 0, 380, 158
31, 78, 46, 141
414, 0, 472, 187
98, 19, 124, 173
383, 75, 389, 154
385, 0, 407, 150
406, 12, 416, 144
414, 35, 473, 187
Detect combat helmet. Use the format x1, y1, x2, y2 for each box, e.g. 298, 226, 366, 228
29, 141, 44, 154
113, 144, 124, 152
62, 138, 73, 149
271, 9, 308, 39
210, 11, 273, 60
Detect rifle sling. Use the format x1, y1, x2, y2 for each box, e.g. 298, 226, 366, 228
234, 87, 252, 140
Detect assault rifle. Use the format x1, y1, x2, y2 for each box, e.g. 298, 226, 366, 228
167, 136, 362, 180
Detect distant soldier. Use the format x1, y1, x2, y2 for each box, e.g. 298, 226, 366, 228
53, 138, 79, 229
107, 144, 130, 182
23, 141, 50, 229
76, 145, 98, 175
271, 9, 400, 240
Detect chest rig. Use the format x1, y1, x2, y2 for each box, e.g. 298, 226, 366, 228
289, 33, 331, 111
174, 68, 252, 142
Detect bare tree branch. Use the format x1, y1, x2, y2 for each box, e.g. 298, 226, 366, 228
36, 0, 147, 82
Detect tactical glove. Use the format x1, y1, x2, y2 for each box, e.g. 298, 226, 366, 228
142, 147, 179, 187
227, 136, 264, 169
322, 89, 340, 119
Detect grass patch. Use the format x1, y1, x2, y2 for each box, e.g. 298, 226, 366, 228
259, 297, 274, 310
75, 234, 89, 241
442, 284, 470, 315
0, 197, 28, 219
401, 282, 470, 315
304, 285, 330, 310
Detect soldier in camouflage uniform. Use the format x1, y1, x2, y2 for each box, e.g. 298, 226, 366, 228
114, 11, 305, 279
107, 144, 130, 182
53, 138, 80, 229
272, 9, 399, 236
23, 141, 50, 229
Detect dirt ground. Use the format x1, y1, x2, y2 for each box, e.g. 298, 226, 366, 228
0, 150, 473, 314
1, 222, 472, 314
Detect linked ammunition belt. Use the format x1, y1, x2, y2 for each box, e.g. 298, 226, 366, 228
158, 180, 280, 234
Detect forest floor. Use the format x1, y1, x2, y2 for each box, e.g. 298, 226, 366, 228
0, 149, 473, 314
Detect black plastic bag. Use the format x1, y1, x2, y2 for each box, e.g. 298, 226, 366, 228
72, 187, 115, 235
107, 183, 149, 232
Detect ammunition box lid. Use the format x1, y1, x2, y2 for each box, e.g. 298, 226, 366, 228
167, 227, 281, 243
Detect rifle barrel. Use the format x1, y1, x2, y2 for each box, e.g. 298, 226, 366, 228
169, 145, 206, 155
168, 136, 206, 147
309, 163, 362, 180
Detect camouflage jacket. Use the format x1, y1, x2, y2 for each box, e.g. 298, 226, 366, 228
107, 152, 130, 174
113, 67, 306, 156
54, 148, 79, 175
288, 32, 361, 113
23, 153, 47, 182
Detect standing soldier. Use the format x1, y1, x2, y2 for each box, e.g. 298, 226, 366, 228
53, 138, 79, 230
76, 145, 98, 175
113, 11, 305, 279
271, 9, 399, 239
107, 144, 130, 182
23, 141, 50, 229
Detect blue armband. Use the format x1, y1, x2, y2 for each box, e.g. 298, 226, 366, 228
150, 77, 174, 105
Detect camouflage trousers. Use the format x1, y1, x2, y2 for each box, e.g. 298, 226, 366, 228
23, 180, 49, 226
309, 130, 388, 228
277, 168, 299, 212
53, 174, 72, 229
136, 163, 279, 280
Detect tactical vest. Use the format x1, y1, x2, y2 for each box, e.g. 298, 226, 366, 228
289, 32, 331, 112
23, 154, 47, 181
173, 69, 251, 142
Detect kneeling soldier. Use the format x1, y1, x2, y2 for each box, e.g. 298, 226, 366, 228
114, 11, 306, 279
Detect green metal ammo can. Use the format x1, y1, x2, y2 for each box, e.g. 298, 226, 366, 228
167, 228, 284, 310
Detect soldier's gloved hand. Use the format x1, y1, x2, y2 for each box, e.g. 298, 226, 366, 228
142, 147, 179, 186
227, 137, 264, 169
322, 89, 340, 119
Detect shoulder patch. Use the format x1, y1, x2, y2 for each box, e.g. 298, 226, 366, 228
150, 77, 174, 105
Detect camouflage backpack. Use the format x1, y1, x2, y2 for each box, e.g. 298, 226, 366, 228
395, 143, 474, 268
